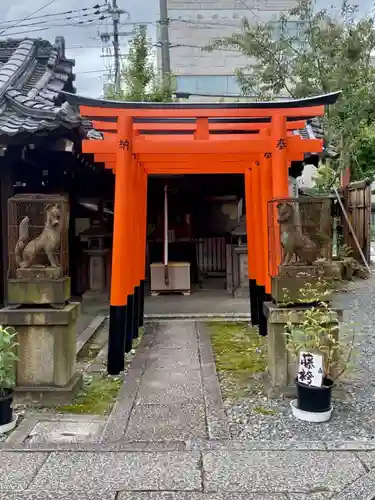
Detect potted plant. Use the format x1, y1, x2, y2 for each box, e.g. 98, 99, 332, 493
0, 325, 19, 434
283, 293, 354, 423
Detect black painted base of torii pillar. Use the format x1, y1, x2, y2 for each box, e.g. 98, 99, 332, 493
107, 280, 146, 375
249, 279, 270, 336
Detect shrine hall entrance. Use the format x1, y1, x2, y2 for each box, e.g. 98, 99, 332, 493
146, 174, 246, 299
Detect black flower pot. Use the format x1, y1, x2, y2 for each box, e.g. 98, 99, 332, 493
296, 377, 333, 413
0, 389, 14, 426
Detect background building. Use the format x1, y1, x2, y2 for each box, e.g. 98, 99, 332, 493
162, 0, 301, 100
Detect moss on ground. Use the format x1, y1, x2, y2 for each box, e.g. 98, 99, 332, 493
207, 321, 267, 398
56, 374, 123, 416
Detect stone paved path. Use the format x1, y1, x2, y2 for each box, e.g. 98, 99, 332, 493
2, 321, 375, 499
102, 321, 229, 442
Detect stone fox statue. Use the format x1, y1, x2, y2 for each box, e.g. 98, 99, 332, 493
276, 202, 318, 265
15, 204, 62, 268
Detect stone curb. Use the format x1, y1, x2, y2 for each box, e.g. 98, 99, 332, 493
144, 314, 251, 322
196, 323, 231, 440
99, 325, 156, 443
2, 438, 375, 453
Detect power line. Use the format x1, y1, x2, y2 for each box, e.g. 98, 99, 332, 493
0, 4, 107, 28
0, 0, 59, 35
0, 16, 111, 38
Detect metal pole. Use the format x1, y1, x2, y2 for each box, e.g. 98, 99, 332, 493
164, 184, 169, 286
159, 0, 171, 78
334, 187, 371, 274
112, 0, 121, 94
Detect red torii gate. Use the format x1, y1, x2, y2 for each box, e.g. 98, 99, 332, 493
64, 91, 340, 375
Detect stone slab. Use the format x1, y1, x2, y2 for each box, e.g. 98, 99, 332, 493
29, 452, 202, 491
27, 420, 105, 445
0, 492, 116, 500
203, 451, 365, 493
136, 368, 203, 405
0, 452, 48, 489
357, 451, 375, 469
147, 345, 200, 369
4, 413, 106, 446
117, 494, 286, 499
330, 469, 375, 499
125, 404, 207, 441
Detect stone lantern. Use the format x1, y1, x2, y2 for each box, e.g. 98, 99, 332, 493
80, 218, 112, 297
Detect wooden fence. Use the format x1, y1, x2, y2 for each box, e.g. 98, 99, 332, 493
196, 237, 226, 274
343, 179, 372, 263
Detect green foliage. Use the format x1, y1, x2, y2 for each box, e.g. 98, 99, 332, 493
57, 374, 122, 415
106, 24, 174, 102
208, 321, 267, 397
282, 282, 355, 383
0, 326, 18, 395
311, 164, 338, 193
205, 1, 375, 181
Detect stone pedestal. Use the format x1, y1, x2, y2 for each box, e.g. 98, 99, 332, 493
8, 277, 71, 307
271, 264, 333, 304
0, 303, 82, 405
84, 249, 110, 294
233, 246, 249, 298
263, 302, 343, 398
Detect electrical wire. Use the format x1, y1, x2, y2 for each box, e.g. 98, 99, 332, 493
0, 16, 112, 38
0, 0, 59, 35
0, 4, 107, 28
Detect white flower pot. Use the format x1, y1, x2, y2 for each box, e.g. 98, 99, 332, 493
290, 399, 333, 423
0, 413, 18, 435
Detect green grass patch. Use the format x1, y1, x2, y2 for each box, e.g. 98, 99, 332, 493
253, 406, 277, 416
207, 321, 267, 398
56, 374, 123, 416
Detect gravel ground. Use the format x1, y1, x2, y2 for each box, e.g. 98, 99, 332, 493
224, 273, 375, 442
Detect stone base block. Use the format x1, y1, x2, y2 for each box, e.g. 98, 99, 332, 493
263, 301, 344, 397
15, 372, 83, 406
15, 266, 62, 280
271, 276, 332, 304
0, 302, 80, 403
8, 277, 71, 306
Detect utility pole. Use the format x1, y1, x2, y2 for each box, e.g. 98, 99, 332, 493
111, 0, 121, 94
159, 0, 171, 78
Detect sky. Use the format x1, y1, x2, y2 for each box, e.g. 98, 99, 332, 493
0, 0, 158, 97
0, 0, 373, 98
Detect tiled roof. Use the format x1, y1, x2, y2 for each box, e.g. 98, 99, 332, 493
0, 36, 90, 138
295, 117, 337, 158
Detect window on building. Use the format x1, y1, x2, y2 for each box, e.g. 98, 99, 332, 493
176, 75, 242, 95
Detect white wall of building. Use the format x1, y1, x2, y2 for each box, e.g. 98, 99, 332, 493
164, 0, 300, 98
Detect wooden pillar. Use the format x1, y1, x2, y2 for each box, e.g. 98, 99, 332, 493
125, 154, 137, 353
244, 166, 259, 325
0, 161, 13, 307
108, 115, 133, 375
251, 160, 267, 336
138, 166, 148, 328
271, 114, 289, 198
270, 115, 289, 278
260, 153, 273, 295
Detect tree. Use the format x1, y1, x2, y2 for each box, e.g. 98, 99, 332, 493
205, 1, 375, 181
106, 24, 174, 102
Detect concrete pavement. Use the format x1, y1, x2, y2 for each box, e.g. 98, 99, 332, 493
2, 321, 375, 499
